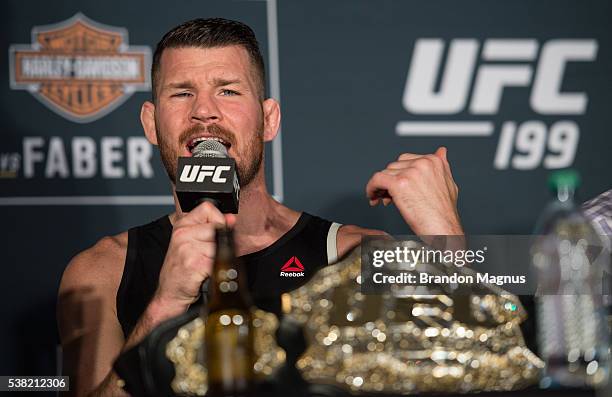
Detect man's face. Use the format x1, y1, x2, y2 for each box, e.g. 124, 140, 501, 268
153, 46, 264, 186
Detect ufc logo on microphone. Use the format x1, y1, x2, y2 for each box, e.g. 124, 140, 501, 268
179, 165, 231, 183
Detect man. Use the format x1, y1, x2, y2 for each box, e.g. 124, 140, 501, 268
57, 18, 462, 396
582, 188, 612, 309
583, 188, 612, 248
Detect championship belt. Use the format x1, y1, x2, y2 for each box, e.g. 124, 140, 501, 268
281, 245, 544, 394
166, 308, 285, 396
115, 244, 543, 396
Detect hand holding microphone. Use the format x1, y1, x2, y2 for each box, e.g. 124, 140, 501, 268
150, 139, 240, 320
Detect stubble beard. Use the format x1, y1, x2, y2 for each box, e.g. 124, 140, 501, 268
156, 123, 264, 188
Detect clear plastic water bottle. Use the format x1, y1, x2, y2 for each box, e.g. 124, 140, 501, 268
531, 170, 610, 389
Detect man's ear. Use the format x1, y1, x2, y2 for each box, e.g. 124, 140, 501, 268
140, 101, 158, 145
262, 98, 281, 142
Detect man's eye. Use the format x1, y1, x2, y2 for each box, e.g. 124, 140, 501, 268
221, 89, 239, 96
172, 92, 192, 97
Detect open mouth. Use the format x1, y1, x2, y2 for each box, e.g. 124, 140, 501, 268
186, 136, 231, 154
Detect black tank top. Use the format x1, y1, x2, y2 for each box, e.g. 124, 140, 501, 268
116, 212, 333, 337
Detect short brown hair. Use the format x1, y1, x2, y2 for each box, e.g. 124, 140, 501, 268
151, 18, 266, 102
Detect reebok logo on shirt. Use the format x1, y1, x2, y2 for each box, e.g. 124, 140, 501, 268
280, 256, 305, 277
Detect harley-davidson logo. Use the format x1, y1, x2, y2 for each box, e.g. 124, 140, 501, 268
9, 13, 151, 123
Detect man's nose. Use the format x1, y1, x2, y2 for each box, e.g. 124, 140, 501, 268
190, 94, 221, 123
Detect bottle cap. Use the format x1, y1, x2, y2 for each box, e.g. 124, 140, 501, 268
215, 226, 233, 239
548, 169, 580, 192
215, 227, 235, 254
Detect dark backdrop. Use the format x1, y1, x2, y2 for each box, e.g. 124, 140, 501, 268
1, 0, 610, 381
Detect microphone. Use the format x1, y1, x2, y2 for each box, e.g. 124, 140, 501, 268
175, 139, 240, 213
